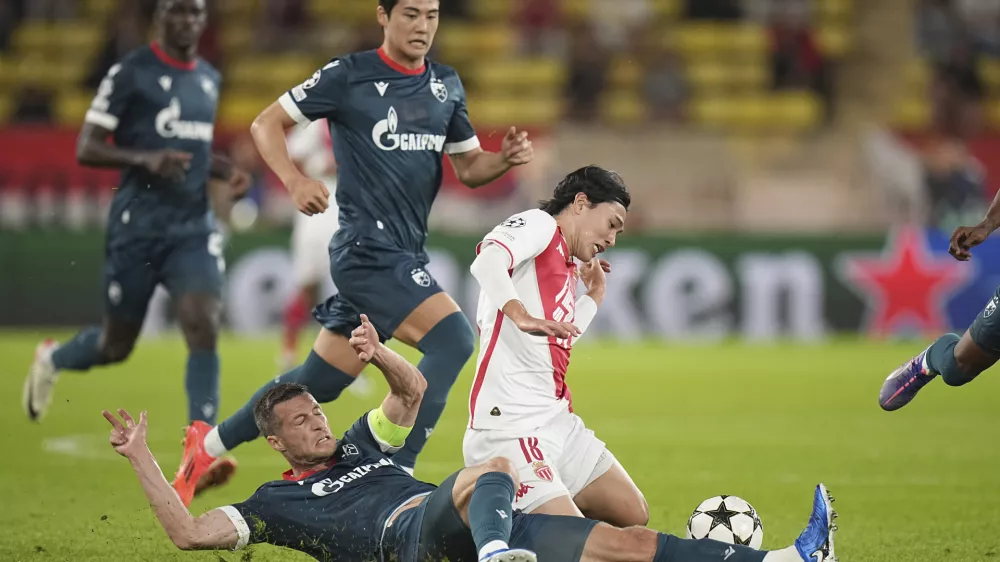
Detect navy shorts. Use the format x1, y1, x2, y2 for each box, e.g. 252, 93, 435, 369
385, 472, 597, 562
969, 284, 1000, 353
314, 235, 442, 341
103, 231, 225, 324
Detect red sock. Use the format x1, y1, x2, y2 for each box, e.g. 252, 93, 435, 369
283, 293, 310, 353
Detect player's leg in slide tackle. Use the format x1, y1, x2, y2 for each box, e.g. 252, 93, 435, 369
173, 241, 475, 504
397, 457, 838, 562
880, 283, 1000, 411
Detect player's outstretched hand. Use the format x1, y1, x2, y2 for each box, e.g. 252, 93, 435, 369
580, 258, 610, 291
287, 176, 330, 216
949, 223, 993, 261
350, 314, 381, 363
513, 315, 581, 340
144, 149, 193, 182
501, 127, 533, 167
102, 408, 148, 460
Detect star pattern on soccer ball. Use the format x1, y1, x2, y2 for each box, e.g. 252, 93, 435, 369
700, 501, 740, 532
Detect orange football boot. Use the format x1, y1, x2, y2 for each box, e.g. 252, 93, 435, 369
172, 421, 237, 506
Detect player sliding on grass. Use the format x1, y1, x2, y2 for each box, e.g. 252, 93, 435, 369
465, 166, 648, 526
24, 0, 249, 451
882, 188, 1000, 410
104, 315, 839, 562
170, 0, 534, 505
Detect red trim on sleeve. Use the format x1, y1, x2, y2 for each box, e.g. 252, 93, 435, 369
377, 47, 425, 75
150, 42, 197, 71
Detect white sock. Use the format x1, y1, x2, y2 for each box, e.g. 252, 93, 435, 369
203, 426, 228, 458
763, 546, 802, 562
478, 540, 509, 560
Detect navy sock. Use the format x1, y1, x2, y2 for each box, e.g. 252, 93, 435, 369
51, 327, 105, 371
924, 333, 979, 386
186, 349, 220, 425
393, 312, 475, 469
469, 472, 515, 558
217, 350, 356, 450
654, 533, 766, 562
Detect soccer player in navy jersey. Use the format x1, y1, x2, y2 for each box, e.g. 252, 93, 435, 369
23, 0, 248, 482
170, 0, 536, 504
881, 191, 1000, 410
104, 314, 839, 562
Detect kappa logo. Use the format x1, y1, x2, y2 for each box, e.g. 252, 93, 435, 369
425, 427, 434, 439
723, 546, 735, 560
411, 268, 431, 287
159, 76, 172, 91
496, 509, 508, 520
985, 296, 997, 318
500, 216, 525, 229
375, 81, 389, 97
515, 483, 533, 500
342, 444, 359, 456
430, 76, 448, 103
372, 107, 446, 152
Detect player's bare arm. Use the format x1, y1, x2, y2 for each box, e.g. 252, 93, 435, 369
449, 126, 533, 188
250, 101, 330, 215
950, 185, 1000, 260
350, 314, 427, 427
77, 122, 192, 183
102, 409, 239, 550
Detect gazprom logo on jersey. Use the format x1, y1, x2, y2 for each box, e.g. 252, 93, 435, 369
155, 97, 214, 142
372, 106, 446, 152
311, 457, 396, 496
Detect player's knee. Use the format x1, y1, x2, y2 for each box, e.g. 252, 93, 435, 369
608, 525, 658, 557
177, 304, 220, 350
100, 337, 135, 363
482, 456, 520, 488
419, 312, 475, 367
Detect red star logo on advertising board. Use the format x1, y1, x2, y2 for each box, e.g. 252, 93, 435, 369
839, 227, 970, 336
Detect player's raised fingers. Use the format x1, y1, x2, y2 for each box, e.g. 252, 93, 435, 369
119, 408, 135, 426
505, 126, 517, 140
139, 411, 148, 427
360, 313, 370, 325
102, 410, 125, 432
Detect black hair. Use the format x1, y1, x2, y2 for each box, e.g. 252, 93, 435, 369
253, 382, 311, 437
379, 0, 399, 15
539, 165, 631, 216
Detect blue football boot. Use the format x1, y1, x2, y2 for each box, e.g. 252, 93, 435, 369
794, 483, 838, 562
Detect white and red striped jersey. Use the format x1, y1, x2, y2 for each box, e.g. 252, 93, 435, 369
469, 209, 580, 431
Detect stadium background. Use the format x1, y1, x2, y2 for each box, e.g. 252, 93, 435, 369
2, 1, 1000, 561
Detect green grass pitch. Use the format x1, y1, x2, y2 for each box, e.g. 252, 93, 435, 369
1, 332, 999, 561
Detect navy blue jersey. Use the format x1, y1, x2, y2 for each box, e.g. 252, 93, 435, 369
220, 411, 436, 561
85, 43, 221, 237
277, 49, 479, 255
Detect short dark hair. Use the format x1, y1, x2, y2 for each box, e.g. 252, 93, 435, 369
253, 382, 311, 437
539, 166, 631, 216
379, 0, 399, 15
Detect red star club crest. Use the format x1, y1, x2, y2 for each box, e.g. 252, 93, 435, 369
839, 227, 971, 336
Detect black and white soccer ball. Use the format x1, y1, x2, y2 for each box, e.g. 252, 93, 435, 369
686, 495, 764, 549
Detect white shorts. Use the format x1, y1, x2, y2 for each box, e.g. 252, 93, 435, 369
291, 205, 339, 287
462, 409, 617, 513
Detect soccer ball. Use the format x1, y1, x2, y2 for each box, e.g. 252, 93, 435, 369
686, 495, 764, 549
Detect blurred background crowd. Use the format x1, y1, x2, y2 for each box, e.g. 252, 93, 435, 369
0, 0, 997, 235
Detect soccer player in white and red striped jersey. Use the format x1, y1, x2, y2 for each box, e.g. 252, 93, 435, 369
463, 166, 650, 528
281, 119, 339, 370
